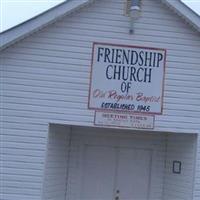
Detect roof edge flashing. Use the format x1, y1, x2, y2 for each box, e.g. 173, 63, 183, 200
0, 0, 93, 51
160, 0, 200, 33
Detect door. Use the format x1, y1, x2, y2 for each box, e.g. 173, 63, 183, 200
115, 148, 151, 200
81, 145, 116, 200
80, 145, 151, 200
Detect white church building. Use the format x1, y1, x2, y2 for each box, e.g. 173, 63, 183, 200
1, 0, 200, 200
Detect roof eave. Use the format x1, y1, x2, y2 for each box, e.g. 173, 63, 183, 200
160, 0, 200, 33
0, 0, 92, 51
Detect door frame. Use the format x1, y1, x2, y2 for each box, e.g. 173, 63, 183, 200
65, 133, 154, 200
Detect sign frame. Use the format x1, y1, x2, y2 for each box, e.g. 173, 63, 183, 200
88, 42, 167, 115
94, 111, 155, 130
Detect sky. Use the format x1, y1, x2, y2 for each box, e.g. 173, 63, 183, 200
0, 0, 200, 32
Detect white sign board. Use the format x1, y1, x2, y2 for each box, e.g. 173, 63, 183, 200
88, 42, 166, 115
94, 111, 154, 129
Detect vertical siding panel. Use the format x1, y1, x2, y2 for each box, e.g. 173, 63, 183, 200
163, 134, 197, 200
193, 134, 200, 200
42, 125, 70, 200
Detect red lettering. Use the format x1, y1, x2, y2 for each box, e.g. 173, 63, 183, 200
93, 89, 106, 98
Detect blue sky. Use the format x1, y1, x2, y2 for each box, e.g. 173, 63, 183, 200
1, 0, 200, 32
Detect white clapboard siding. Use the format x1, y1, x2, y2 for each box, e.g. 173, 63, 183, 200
0, 0, 200, 199
0, 124, 47, 200
42, 124, 70, 200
